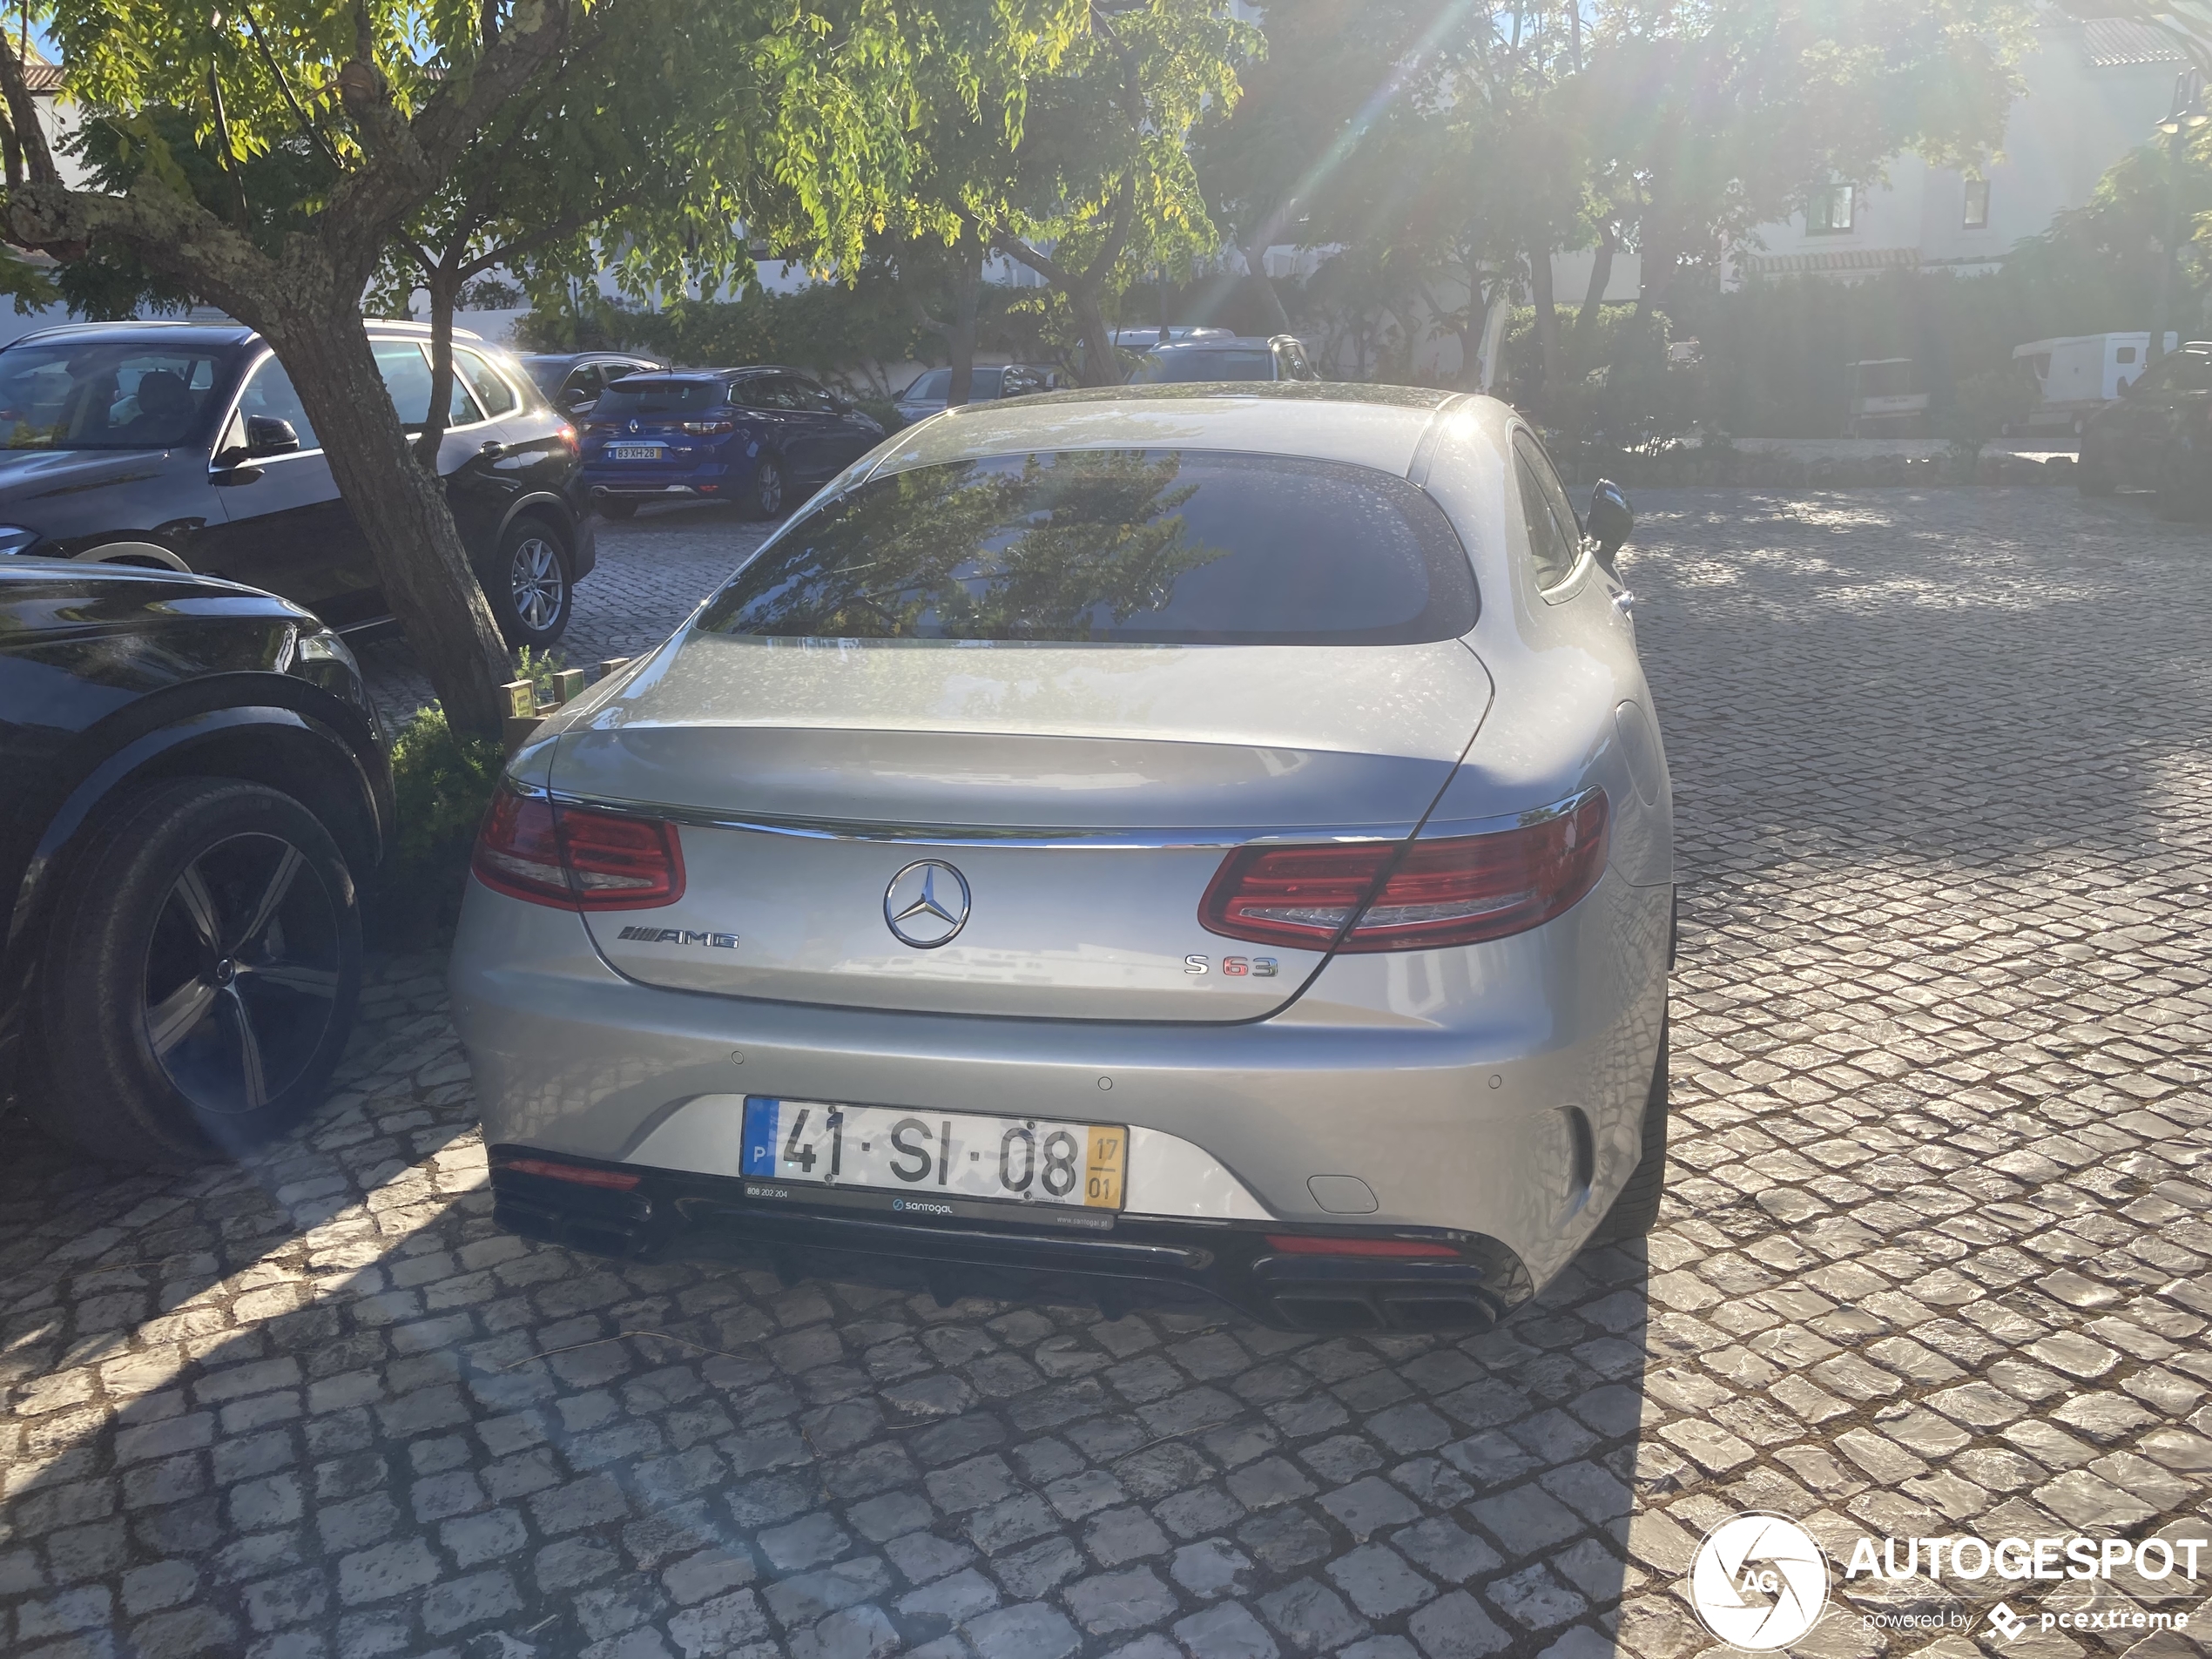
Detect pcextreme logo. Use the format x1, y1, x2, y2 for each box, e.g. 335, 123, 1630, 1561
1689, 1514, 1831, 1651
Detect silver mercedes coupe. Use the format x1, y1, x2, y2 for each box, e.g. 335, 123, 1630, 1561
449, 384, 1674, 1332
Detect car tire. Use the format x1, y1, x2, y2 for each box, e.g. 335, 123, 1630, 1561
489, 516, 574, 648
25, 777, 362, 1163
2155, 442, 2207, 521
745, 454, 788, 521
2076, 440, 2117, 497
1589, 1021, 1669, 1243
598, 499, 637, 520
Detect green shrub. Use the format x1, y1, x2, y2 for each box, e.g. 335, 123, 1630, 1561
377, 704, 506, 948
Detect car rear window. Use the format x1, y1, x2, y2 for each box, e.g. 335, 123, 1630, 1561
1130, 350, 1275, 383
697, 449, 1477, 645
594, 380, 720, 417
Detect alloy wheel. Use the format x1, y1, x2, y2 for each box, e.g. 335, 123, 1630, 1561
509, 535, 564, 631
757, 461, 785, 517
143, 832, 343, 1115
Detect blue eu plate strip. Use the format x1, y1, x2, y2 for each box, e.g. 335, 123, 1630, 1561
741, 1097, 781, 1177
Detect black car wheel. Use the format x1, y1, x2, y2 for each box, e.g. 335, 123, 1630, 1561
2076, 435, 2118, 497
1589, 1018, 1669, 1244
28, 778, 362, 1162
745, 454, 788, 521
2155, 441, 2208, 521
598, 499, 638, 520
490, 517, 573, 647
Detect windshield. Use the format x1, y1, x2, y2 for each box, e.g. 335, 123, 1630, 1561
697, 448, 1477, 646
0, 341, 236, 450
1130, 349, 1275, 384
594, 380, 721, 417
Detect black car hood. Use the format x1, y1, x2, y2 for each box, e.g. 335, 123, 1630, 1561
0, 446, 179, 503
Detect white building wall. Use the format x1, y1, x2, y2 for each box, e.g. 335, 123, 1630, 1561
1733, 19, 2180, 282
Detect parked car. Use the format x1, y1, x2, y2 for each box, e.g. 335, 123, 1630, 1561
0, 320, 595, 647
1109, 326, 1232, 349
1128, 334, 1321, 383
0, 559, 391, 1161
2078, 339, 2212, 517
580, 367, 884, 519
520, 351, 668, 418
452, 384, 1669, 1334
893, 363, 1060, 426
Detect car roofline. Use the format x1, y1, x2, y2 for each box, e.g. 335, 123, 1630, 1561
10, 316, 488, 349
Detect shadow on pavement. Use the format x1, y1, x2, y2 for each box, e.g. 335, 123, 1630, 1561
0, 954, 1660, 1659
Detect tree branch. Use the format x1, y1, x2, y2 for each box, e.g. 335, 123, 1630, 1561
0, 31, 57, 185
992, 231, 1072, 288
239, 0, 344, 171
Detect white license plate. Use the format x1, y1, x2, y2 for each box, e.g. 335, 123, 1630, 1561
741, 1096, 1126, 1211
608, 444, 661, 461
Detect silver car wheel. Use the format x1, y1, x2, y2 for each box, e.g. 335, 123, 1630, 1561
509, 535, 563, 631
756, 459, 785, 516
144, 831, 343, 1116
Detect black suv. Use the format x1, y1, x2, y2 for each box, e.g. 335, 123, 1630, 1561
2080, 339, 2212, 518
0, 320, 596, 645
1, 559, 391, 1162
521, 350, 668, 418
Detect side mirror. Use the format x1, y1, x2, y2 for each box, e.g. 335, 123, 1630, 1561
563, 394, 597, 416
246, 415, 300, 458
1588, 479, 1633, 568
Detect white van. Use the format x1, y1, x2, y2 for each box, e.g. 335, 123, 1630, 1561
2011, 333, 2179, 436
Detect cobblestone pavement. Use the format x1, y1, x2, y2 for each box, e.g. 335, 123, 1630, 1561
3, 487, 2209, 1659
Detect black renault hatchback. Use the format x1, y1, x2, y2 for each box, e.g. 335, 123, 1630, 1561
1, 559, 391, 1163
0, 320, 596, 645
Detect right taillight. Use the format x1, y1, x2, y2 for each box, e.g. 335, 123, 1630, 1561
1201, 792, 1608, 953
471, 787, 685, 911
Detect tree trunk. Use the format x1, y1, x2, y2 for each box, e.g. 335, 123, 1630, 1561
262, 302, 512, 738
1073, 286, 1120, 388
1242, 242, 1291, 334
1571, 222, 1617, 361
945, 252, 982, 407
417, 266, 461, 468
1529, 245, 1561, 409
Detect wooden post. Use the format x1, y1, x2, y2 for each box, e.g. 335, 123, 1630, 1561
501, 679, 540, 755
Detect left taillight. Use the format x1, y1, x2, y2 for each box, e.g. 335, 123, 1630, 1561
1201, 792, 1608, 954
681, 419, 735, 435
471, 787, 685, 911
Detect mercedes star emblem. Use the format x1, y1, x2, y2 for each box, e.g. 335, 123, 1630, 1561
884, 860, 971, 949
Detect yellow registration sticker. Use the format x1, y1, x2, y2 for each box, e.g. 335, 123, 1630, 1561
1084, 1126, 1128, 1209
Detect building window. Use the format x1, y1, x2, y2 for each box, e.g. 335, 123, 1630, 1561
1807, 184, 1856, 235
1963, 179, 1990, 229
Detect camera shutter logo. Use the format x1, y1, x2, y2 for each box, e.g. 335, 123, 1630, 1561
1689, 1514, 1831, 1651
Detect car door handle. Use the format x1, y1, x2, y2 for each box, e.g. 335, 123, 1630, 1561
481, 440, 508, 457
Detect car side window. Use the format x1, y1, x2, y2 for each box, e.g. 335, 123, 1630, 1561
563, 365, 603, 407
2168, 354, 2212, 393
233, 354, 320, 452
787, 377, 840, 413
455, 349, 519, 418
1512, 431, 1581, 592
374, 341, 483, 428
732, 376, 785, 410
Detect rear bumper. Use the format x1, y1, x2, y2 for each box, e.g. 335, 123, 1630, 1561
488, 1149, 1532, 1332
449, 874, 1670, 1298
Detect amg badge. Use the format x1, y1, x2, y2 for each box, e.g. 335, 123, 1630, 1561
617, 927, 738, 948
